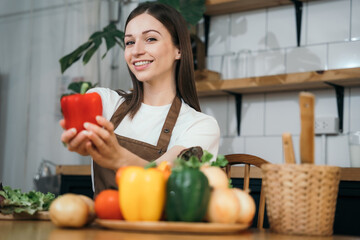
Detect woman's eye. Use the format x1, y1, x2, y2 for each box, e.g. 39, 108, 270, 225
147, 37, 157, 42
125, 41, 134, 46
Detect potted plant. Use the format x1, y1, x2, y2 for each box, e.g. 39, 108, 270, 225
59, 0, 207, 74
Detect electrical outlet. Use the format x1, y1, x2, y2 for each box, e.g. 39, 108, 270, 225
315, 117, 339, 135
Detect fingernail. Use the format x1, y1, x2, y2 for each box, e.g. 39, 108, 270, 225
96, 116, 101, 121
70, 128, 77, 133
83, 122, 89, 128
82, 130, 89, 136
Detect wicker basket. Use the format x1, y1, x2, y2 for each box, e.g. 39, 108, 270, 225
261, 163, 341, 236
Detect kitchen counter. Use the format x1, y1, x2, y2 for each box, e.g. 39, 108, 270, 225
1, 220, 359, 240
56, 165, 360, 181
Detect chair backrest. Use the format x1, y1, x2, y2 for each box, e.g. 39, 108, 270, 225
225, 154, 269, 229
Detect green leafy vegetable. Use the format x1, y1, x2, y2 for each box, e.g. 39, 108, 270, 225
0, 184, 55, 215
173, 150, 229, 171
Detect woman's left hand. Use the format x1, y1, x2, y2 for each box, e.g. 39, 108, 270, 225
83, 116, 124, 170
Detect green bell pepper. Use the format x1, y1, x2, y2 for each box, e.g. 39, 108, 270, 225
165, 166, 210, 222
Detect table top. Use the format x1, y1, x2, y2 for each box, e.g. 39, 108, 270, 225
1, 220, 359, 240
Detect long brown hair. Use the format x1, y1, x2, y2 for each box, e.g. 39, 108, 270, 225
118, 2, 201, 118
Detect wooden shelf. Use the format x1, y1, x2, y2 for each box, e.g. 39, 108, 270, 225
205, 0, 319, 16
196, 67, 360, 97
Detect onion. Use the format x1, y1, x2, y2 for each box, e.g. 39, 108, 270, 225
232, 188, 256, 224
200, 166, 228, 189
206, 188, 240, 224
49, 194, 94, 228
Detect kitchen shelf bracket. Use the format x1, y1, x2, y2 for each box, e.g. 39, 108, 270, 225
325, 82, 344, 133
224, 91, 242, 136
291, 0, 303, 47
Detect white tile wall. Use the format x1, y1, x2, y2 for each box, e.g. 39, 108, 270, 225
328, 40, 360, 69
264, 91, 301, 135
208, 14, 230, 55
267, 5, 306, 49
307, 0, 351, 44
351, 0, 360, 40
349, 87, 360, 132
200, 96, 229, 137
286, 44, 327, 73
245, 136, 283, 163
240, 94, 265, 136
218, 136, 245, 155
229, 9, 266, 52
327, 135, 351, 167
247, 49, 286, 77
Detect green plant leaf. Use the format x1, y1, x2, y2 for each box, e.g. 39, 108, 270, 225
59, 23, 125, 74
67, 81, 96, 94
159, 0, 206, 26
59, 41, 92, 74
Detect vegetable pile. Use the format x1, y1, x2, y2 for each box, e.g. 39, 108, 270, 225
0, 183, 55, 215
47, 150, 256, 228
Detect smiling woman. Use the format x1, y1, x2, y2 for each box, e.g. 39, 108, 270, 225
59, 2, 220, 197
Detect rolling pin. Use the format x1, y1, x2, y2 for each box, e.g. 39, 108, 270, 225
299, 92, 315, 164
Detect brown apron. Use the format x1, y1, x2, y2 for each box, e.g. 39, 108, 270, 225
93, 95, 182, 197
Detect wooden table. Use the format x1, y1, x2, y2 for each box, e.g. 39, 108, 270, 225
1, 220, 359, 240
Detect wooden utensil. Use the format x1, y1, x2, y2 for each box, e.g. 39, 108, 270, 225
299, 92, 315, 164
282, 132, 296, 164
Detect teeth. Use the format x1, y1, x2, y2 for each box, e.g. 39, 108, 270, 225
134, 61, 151, 66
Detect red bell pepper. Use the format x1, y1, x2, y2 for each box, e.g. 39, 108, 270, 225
61, 83, 102, 133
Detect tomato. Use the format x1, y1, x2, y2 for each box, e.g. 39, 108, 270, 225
94, 190, 123, 220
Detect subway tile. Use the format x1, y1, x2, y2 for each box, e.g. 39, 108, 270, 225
229, 9, 266, 52
264, 91, 300, 135
218, 136, 245, 155
307, 0, 351, 44
199, 96, 229, 137
208, 14, 230, 56
240, 93, 265, 136
311, 89, 339, 117
286, 44, 327, 73
326, 135, 351, 167
267, 4, 307, 49
328, 40, 360, 69
351, 0, 360, 40
350, 87, 360, 132
245, 136, 283, 164
247, 49, 286, 77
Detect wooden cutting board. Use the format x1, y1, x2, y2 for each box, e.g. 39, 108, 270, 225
0, 211, 50, 221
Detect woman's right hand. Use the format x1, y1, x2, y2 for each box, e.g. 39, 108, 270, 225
59, 119, 90, 156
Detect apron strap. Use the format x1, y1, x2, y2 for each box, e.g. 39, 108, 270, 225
156, 97, 181, 153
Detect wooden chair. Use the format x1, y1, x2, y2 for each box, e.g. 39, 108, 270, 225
224, 154, 269, 229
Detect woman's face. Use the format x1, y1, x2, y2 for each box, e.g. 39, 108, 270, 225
124, 13, 180, 85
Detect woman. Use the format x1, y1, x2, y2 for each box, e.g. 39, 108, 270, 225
60, 2, 220, 196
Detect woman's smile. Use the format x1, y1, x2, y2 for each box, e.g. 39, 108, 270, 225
133, 60, 153, 71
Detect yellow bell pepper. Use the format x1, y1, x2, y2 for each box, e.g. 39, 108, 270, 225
118, 166, 166, 221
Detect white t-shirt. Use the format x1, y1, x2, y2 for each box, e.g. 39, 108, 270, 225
89, 87, 220, 156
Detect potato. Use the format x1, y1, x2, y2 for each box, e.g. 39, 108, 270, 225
49, 193, 94, 228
